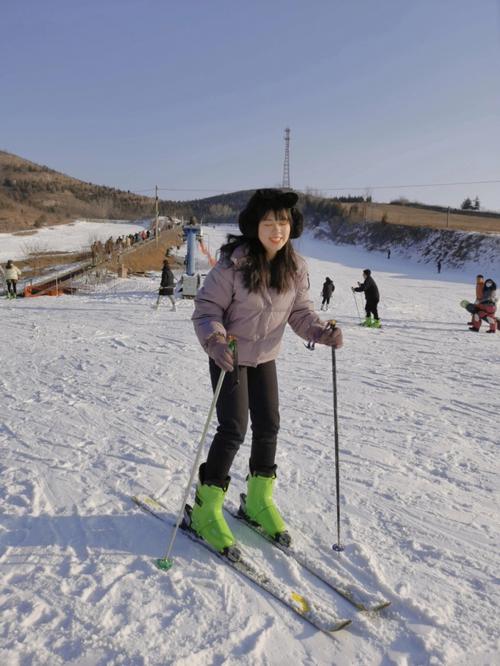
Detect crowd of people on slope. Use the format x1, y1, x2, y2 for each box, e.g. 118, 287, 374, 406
90, 228, 156, 264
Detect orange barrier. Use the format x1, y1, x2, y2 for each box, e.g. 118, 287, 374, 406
198, 240, 217, 267
24, 284, 63, 298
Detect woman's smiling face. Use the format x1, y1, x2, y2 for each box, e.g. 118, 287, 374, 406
257, 209, 291, 259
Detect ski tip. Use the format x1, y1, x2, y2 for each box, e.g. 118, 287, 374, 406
332, 618, 352, 632
155, 557, 174, 571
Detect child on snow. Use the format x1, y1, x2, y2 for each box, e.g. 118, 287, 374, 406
190, 189, 343, 555
4, 260, 21, 299
320, 277, 335, 311
352, 269, 381, 328
469, 278, 497, 333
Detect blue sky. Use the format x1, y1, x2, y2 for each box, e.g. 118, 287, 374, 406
2, 0, 500, 209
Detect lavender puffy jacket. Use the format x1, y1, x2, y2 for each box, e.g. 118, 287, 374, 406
192, 245, 326, 367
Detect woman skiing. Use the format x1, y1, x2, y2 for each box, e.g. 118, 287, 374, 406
320, 277, 335, 311
190, 188, 343, 555
352, 269, 380, 328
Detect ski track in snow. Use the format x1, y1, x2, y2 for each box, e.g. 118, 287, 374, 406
1, 224, 499, 665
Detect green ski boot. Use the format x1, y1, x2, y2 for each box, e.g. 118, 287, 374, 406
189, 473, 237, 556
361, 315, 372, 327
240, 468, 291, 546
371, 318, 381, 329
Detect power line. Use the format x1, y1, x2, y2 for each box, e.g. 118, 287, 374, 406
2, 178, 500, 196
317, 179, 500, 191
132, 178, 500, 195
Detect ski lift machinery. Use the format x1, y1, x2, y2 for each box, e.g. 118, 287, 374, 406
180, 217, 203, 298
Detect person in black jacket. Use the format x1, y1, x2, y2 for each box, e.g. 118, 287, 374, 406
320, 277, 335, 310
352, 269, 381, 328
157, 259, 176, 310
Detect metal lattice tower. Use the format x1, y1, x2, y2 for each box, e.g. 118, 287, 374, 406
282, 127, 290, 189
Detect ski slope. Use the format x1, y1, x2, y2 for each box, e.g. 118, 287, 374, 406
1, 225, 499, 665
0, 219, 150, 263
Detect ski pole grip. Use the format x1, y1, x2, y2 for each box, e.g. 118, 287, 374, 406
227, 335, 239, 384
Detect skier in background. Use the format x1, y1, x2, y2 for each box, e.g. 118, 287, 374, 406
352, 268, 381, 328
4, 260, 21, 299
469, 278, 497, 333
190, 188, 343, 555
387, 248, 391, 259
320, 276, 335, 310
157, 259, 176, 310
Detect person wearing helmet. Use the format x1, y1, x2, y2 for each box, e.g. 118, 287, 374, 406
469, 278, 497, 333
352, 269, 381, 328
189, 188, 343, 557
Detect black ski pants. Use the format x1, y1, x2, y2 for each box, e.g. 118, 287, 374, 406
204, 359, 280, 486
6, 280, 17, 295
365, 298, 379, 320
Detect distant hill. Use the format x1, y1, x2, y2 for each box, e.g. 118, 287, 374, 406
0, 151, 163, 232
0, 151, 256, 232
2, 150, 499, 236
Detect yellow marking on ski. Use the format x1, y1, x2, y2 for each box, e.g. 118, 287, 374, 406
291, 592, 310, 614
134, 495, 163, 510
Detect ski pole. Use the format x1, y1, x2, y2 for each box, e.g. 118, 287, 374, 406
156, 337, 237, 571
351, 288, 362, 323
331, 334, 344, 552
303, 318, 344, 550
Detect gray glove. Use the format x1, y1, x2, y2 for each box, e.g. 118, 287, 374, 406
206, 334, 235, 372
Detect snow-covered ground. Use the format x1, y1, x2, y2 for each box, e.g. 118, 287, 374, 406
1, 225, 499, 665
0, 219, 150, 263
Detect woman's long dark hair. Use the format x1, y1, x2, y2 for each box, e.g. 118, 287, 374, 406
219, 228, 298, 293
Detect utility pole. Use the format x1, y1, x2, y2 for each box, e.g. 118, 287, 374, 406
446, 206, 450, 229
155, 185, 159, 246
282, 127, 290, 189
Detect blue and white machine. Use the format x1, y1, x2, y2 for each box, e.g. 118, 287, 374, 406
181, 217, 202, 298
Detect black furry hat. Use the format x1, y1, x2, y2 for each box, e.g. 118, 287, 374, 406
363, 268, 371, 277
238, 189, 303, 239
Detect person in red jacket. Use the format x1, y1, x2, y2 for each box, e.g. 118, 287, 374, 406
470, 278, 497, 333
467, 274, 485, 326
189, 189, 343, 556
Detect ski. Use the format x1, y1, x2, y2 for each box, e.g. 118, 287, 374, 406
227, 498, 390, 613
131, 494, 352, 636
